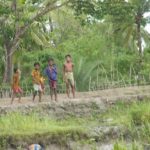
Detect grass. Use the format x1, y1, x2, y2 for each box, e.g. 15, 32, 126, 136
102, 100, 150, 144
0, 113, 88, 136
0, 113, 92, 149
0, 100, 150, 149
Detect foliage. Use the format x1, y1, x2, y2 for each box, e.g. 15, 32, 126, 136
0, 0, 149, 90
1, 99, 150, 148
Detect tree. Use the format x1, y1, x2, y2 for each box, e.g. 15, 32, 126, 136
0, 0, 69, 83
72, 0, 150, 83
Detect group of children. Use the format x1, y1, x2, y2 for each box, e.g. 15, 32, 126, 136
11, 55, 75, 104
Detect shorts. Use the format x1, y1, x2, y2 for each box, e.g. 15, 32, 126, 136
33, 84, 42, 92
65, 72, 75, 86
13, 87, 22, 94
49, 80, 57, 89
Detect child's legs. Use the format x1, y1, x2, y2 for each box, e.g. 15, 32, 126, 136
50, 81, 54, 100
71, 84, 75, 98
18, 89, 22, 103
50, 80, 57, 101
33, 91, 37, 101
38, 91, 42, 102
50, 87, 54, 100
54, 88, 57, 101
53, 81, 57, 101
69, 76, 75, 98
11, 92, 15, 104
18, 93, 22, 103
66, 80, 70, 98
38, 85, 43, 102
33, 84, 38, 101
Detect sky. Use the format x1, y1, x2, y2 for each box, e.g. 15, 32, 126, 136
144, 12, 150, 33
145, 24, 150, 33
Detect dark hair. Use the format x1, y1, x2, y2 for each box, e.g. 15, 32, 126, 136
48, 58, 54, 62
34, 62, 40, 67
14, 68, 18, 73
65, 54, 71, 58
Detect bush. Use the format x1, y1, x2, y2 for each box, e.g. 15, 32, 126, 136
131, 110, 150, 126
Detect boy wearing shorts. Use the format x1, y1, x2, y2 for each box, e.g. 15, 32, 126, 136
63, 55, 75, 98
45, 58, 57, 101
31, 62, 43, 102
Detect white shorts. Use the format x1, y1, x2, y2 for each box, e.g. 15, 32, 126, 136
33, 84, 42, 92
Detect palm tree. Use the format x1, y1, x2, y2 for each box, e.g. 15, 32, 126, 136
125, 0, 150, 83
104, 0, 150, 83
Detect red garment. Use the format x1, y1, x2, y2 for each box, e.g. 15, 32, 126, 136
13, 87, 22, 94
50, 80, 57, 89
12, 73, 23, 94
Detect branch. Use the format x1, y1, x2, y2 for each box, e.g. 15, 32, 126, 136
9, 0, 70, 56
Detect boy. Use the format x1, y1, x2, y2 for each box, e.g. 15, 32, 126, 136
31, 62, 43, 102
63, 54, 75, 98
45, 58, 57, 101
11, 68, 23, 104
28, 144, 44, 150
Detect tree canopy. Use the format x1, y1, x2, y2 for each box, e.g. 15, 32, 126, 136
0, 0, 150, 90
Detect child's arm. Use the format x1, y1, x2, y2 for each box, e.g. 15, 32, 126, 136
53, 65, 57, 74
12, 75, 15, 88
63, 64, 66, 81
44, 68, 48, 77
72, 63, 74, 72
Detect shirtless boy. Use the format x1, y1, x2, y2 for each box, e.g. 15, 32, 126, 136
63, 54, 75, 98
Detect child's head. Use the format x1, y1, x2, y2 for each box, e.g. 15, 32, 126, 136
34, 62, 40, 70
14, 68, 18, 73
48, 58, 54, 66
65, 54, 72, 62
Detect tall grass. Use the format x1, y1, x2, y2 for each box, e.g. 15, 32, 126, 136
0, 113, 86, 136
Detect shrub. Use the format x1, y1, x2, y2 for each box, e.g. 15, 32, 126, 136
131, 110, 150, 125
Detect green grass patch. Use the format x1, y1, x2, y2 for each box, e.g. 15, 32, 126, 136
102, 100, 150, 142
1, 100, 150, 149
0, 113, 88, 136
0, 113, 92, 148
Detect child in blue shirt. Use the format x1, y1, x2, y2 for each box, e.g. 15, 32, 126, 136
45, 58, 57, 101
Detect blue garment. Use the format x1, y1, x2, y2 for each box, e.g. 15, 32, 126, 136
34, 144, 42, 150
45, 65, 57, 81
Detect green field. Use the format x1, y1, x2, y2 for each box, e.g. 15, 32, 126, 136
0, 100, 150, 149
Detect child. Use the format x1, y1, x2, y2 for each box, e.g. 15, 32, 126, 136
31, 62, 43, 102
63, 54, 75, 98
11, 68, 23, 104
45, 58, 57, 101
28, 144, 44, 150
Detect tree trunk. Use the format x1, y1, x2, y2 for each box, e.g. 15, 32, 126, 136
137, 21, 142, 56
136, 12, 143, 85
3, 47, 13, 83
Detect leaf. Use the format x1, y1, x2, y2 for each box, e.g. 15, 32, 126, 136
31, 31, 44, 46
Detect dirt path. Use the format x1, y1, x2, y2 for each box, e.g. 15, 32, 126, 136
0, 85, 150, 108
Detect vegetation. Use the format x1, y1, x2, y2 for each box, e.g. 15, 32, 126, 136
0, 0, 149, 91
0, 0, 150, 149
104, 100, 150, 141
0, 100, 150, 149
